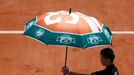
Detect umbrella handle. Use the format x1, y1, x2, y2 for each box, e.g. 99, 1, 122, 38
63, 46, 68, 75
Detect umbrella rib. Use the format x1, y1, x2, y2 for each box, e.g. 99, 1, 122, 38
0, 31, 134, 34
75, 24, 85, 48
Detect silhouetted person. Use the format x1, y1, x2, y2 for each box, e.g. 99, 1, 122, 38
62, 47, 118, 75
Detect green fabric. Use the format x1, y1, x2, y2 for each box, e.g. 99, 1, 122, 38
23, 18, 112, 48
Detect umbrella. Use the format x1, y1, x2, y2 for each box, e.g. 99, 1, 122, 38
23, 9, 112, 75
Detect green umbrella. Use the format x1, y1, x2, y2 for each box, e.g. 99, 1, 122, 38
23, 9, 112, 75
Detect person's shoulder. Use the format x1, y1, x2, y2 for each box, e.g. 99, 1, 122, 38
105, 64, 118, 75
113, 64, 118, 71
111, 65, 118, 75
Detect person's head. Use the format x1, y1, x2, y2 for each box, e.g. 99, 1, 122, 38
100, 47, 115, 66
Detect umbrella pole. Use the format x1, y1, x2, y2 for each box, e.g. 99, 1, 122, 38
64, 46, 68, 67
64, 46, 68, 75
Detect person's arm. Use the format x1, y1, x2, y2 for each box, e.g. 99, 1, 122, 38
68, 71, 91, 75
91, 70, 106, 75
62, 66, 91, 75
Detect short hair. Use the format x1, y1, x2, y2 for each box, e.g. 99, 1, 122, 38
100, 48, 115, 62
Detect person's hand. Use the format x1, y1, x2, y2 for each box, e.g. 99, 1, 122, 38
61, 66, 70, 74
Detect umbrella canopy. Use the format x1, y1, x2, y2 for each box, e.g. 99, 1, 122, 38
23, 10, 112, 48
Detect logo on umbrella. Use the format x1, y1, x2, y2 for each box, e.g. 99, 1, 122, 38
56, 35, 75, 44
87, 35, 102, 45
35, 29, 45, 37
